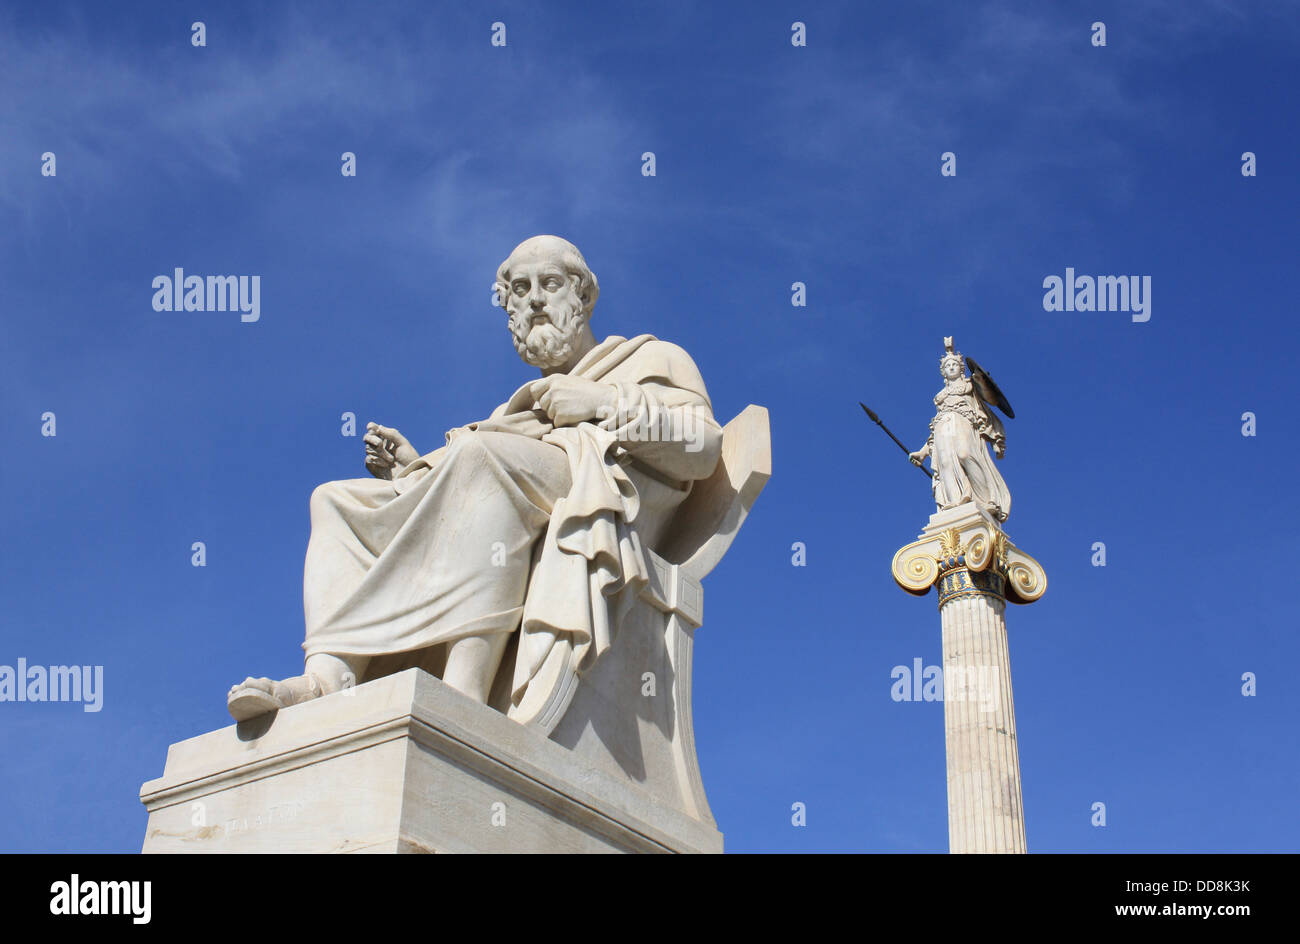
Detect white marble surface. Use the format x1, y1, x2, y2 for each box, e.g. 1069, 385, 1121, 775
892, 500, 1042, 854
228, 236, 735, 734
941, 588, 1027, 853
909, 338, 1013, 523
146, 404, 771, 853
143, 669, 723, 854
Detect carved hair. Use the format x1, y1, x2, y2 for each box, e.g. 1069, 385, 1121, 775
495, 236, 600, 318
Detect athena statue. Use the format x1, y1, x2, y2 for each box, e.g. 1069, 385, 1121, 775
909, 337, 1013, 522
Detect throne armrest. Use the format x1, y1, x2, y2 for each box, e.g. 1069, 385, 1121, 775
655, 404, 771, 581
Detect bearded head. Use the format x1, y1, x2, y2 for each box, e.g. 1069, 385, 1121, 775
496, 235, 599, 369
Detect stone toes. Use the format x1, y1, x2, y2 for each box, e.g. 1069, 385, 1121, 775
230, 676, 275, 695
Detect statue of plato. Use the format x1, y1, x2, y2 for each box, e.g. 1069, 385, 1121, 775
227, 235, 723, 722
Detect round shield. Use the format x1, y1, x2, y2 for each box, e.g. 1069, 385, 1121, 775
965, 355, 1015, 418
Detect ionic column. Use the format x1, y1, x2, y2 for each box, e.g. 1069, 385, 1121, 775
892, 502, 1046, 854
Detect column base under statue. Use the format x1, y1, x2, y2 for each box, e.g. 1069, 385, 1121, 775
139, 669, 722, 854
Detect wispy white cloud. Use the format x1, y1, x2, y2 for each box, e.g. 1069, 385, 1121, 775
0, 5, 644, 272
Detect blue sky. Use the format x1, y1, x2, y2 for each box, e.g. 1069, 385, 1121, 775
1, 0, 1297, 853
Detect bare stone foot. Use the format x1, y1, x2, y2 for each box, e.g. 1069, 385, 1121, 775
227, 673, 323, 722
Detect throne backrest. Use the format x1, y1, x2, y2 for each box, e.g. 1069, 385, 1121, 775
656, 404, 771, 580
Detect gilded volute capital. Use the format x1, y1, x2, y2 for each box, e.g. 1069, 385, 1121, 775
892, 510, 1046, 606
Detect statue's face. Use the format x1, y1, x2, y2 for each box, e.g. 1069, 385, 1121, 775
941, 358, 963, 381
503, 257, 587, 369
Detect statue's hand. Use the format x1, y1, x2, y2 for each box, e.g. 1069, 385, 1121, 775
364, 423, 420, 480
908, 448, 929, 466
529, 375, 618, 427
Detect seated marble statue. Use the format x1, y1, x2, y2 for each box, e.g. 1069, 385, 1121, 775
228, 235, 723, 722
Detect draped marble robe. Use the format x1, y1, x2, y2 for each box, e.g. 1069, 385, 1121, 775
926, 377, 1012, 522
300, 334, 722, 716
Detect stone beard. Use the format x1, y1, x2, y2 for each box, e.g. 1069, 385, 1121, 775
507, 284, 585, 369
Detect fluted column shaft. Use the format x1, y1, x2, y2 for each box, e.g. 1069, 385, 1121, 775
940, 590, 1025, 853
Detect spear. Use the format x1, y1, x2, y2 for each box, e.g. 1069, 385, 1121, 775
859, 402, 933, 479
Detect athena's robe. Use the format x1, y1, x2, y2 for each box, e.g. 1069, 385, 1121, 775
300, 335, 722, 713
927, 379, 1011, 522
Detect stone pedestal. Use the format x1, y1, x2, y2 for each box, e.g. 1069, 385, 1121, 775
892, 502, 1046, 854
139, 669, 721, 854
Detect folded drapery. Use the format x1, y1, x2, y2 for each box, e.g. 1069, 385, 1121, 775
303, 334, 723, 713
